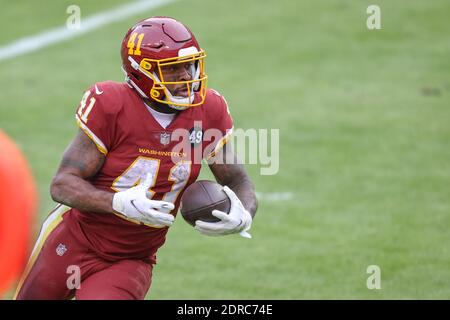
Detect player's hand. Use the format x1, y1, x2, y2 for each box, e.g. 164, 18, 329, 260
194, 186, 253, 238
112, 173, 175, 227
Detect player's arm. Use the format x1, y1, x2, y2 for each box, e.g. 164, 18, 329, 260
50, 129, 175, 226
208, 144, 258, 218
195, 143, 257, 237
50, 129, 114, 213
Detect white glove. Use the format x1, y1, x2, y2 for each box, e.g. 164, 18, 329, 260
112, 173, 175, 228
194, 186, 253, 238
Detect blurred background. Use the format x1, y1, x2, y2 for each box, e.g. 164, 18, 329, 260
0, 0, 449, 299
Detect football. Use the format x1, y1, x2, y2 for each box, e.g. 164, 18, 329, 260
180, 180, 231, 227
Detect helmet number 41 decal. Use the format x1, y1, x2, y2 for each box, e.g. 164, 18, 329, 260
127, 32, 145, 56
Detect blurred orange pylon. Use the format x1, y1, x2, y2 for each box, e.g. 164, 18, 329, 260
0, 130, 37, 297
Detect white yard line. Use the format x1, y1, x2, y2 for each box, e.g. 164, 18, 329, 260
0, 0, 174, 61
256, 192, 294, 202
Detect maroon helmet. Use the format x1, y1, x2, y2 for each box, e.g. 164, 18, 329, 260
121, 16, 207, 110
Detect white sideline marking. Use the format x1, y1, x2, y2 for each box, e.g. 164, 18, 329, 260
256, 192, 294, 202
0, 0, 174, 61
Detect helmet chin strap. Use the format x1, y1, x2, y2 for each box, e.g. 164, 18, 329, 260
164, 89, 194, 111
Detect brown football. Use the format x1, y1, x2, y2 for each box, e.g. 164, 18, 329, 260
180, 180, 231, 227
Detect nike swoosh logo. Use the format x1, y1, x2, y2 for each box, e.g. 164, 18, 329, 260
130, 200, 145, 216
95, 85, 103, 95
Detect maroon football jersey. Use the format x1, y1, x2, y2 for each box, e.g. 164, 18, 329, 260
65, 81, 233, 262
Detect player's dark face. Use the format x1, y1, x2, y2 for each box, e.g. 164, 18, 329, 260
160, 61, 194, 97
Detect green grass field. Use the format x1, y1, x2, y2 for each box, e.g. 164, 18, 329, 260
1, 0, 449, 299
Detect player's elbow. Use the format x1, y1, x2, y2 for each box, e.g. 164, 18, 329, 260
50, 174, 65, 203
253, 195, 259, 216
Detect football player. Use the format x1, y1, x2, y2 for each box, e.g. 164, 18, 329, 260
14, 16, 257, 300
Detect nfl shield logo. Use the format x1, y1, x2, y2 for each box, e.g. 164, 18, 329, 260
160, 132, 171, 145
56, 243, 67, 256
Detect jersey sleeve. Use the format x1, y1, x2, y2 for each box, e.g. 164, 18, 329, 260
74, 83, 120, 155
203, 89, 234, 160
